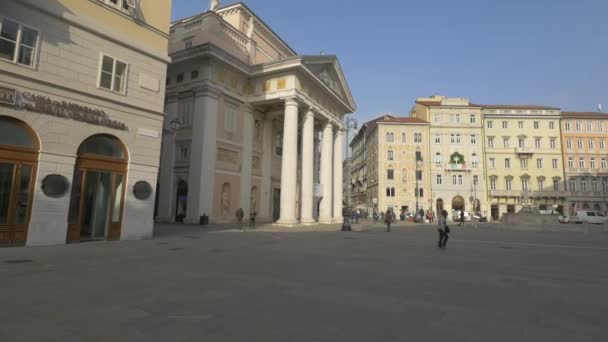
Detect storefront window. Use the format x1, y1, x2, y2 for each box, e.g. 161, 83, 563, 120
14, 165, 31, 225
0, 163, 14, 225
0, 118, 36, 148
77, 135, 126, 159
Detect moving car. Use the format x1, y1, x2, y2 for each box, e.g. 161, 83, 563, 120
575, 211, 608, 224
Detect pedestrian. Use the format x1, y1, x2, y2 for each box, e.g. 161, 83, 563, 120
419, 208, 425, 224
355, 210, 360, 224
249, 210, 257, 229
459, 210, 465, 226
437, 210, 450, 248
380, 211, 385, 224
385, 209, 392, 232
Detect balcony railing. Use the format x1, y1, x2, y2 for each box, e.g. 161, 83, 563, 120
515, 147, 534, 155
445, 163, 472, 172
489, 190, 569, 198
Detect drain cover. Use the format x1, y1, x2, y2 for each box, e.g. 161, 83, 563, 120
6, 259, 33, 264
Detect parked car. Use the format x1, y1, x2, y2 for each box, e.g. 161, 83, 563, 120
575, 211, 608, 224
558, 215, 570, 224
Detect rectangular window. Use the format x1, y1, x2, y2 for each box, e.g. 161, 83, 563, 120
589, 139, 595, 149
472, 154, 479, 166
576, 121, 581, 131
549, 122, 555, 129
592, 181, 599, 192
434, 153, 442, 166
505, 158, 511, 169
488, 137, 494, 148
506, 179, 512, 191
490, 179, 496, 190
518, 138, 525, 148
503, 138, 509, 148
98, 54, 128, 93
581, 182, 587, 193
436, 174, 442, 185
591, 158, 596, 169
587, 122, 593, 131
552, 159, 558, 169
471, 135, 477, 144
553, 180, 559, 191
579, 158, 585, 168
534, 121, 539, 129
600, 139, 606, 150
0, 18, 39, 67
567, 139, 573, 149
502, 121, 508, 129
487, 121, 493, 129
522, 179, 529, 191
602, 159, 608, 169
520, 158, 528, 169
434, 113, 440, 123
416, 151, 423, 162
569, 180, 576, 192
402, 133, 407, 143
489, 158, 495, 169
452, 175, 457, 185
578, 139, 583, 149
455, 114, 461, 123
536, 158, 542, 169
455, 134, 461, 144
458, 175, 463, 185
565, 122, 571, 131
568, 158, 574, 168
434, 135, 441, 144
535, 138, 541, 148
184, 38, 193, 49
450, 134, 455, 144
599, 123, 604, 132
518, 121, 524, 129
538, 179, 544, 191
550, 138, 556, 149
473, 175, 479, 186
470, 115, 476, 124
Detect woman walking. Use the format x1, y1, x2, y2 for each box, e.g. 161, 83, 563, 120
437, 210, 450, 248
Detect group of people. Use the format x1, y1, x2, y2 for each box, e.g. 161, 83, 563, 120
378, 208, 451, 248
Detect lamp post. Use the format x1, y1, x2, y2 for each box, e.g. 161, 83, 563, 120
344, 116, 358, 209
603, 178, 607, 216
415, 160, 423, 218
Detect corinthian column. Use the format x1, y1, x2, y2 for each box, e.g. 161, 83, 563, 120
276, 98, 299, 225
300, 109, 315, 224
319, 122, 334, 224
333, 128, 344, 223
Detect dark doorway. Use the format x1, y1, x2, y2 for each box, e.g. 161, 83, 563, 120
273, 188, 281, 222
452, 196, 465, 212
436, 198, 444, 213
175, 181, 188, 222
507, 205, 516, 214
491, 205, 499, 221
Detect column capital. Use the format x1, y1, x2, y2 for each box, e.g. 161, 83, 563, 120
323, 121, 334, 130
240, 103, 255, 114
284, 97, 299, 107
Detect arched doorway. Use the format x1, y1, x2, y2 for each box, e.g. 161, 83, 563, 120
175, 180, 188, 222
67, 134, 128, 242
436, 198, 444, 213
452, 196, 465, 212
0, 116, 39, 245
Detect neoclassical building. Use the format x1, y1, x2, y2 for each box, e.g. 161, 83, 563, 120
482, 105, 566, 219
561, 111, 608, 214
156, 1, 356, 225
1, 0, 171, 246
411, 96, 487, 220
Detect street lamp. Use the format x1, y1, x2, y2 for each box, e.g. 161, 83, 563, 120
344, 115, 358, 209
415, 159, 423, 216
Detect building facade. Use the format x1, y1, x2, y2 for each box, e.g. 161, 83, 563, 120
0, 0, 171, 246
411, 96, 487, 221
561, 112, 608, 215
156, 1, 356, 226
360, 115, 431, 215
482, 105, 566, 219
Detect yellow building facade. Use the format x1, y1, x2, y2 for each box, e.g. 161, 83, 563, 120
364, 115, 431, 215
482, 105, 566, 219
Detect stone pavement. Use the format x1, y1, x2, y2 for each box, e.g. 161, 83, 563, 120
1, 224, 608, 341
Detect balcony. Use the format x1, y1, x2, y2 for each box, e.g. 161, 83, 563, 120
445, 163, 471, 172
515, 147, 534, 155
489, 190, 569, 198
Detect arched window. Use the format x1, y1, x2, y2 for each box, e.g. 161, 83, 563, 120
386, 132, 394, 142
387, 149, 393, 161
0, 116, 39, 149
77, 134, 126, 159
401, 133, 406, 143
387, 169, 394, 180
435, 152, 442, 166
472, 153, 478, 166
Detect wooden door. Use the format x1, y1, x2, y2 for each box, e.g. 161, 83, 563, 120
0, 159, 36, 246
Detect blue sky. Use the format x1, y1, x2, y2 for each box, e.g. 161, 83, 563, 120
172, 0, 608, 124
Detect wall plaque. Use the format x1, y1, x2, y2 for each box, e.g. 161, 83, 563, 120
133, 181, 153, 200
41, 174, 70, 198
0, 86, 17, 106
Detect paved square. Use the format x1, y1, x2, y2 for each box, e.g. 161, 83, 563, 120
1, 223, 608, 341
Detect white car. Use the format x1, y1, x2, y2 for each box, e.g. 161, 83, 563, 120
558, 216, 569, 224
575, 211, 608, 224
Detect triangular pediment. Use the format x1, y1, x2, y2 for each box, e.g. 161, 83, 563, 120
301, 56, 356, 111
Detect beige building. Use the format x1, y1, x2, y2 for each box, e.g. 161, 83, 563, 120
411, 96, 487, 220
0, 0, 172, 246
157, 1, 356, 226
561, 112, 608, 214
358, 115, 431, 215
482, 105, 566, 219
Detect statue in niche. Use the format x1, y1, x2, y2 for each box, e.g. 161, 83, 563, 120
254, 120, 263, 145
221, 182, 231, 216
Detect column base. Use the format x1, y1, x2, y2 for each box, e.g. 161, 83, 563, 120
275, 219, 299, 227
300, 218, 317, 226
318, 218, 334, 225
333, 217, 344, 224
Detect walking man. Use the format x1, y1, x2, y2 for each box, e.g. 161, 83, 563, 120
459, 210, 465, 226
437, 210, 450, 248
385, 209, 392, 232
249, 210, 257, 229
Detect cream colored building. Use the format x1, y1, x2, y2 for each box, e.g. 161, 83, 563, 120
561, 112, 608, 215
482, 105, 566, 219
157, 1, 356, 226
359, 115, 431, 215
0, 0, 171, 246
411, 96, 487, 220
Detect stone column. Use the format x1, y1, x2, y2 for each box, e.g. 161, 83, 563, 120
156, 97, 178, 222
260, 116, 273, 221
185, 88, 219, 224
333, 128, 344, 223
277, 98, 299, 225
240, 104, 254, 217
319, 122, 334, 224
300, 109, 316, 224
